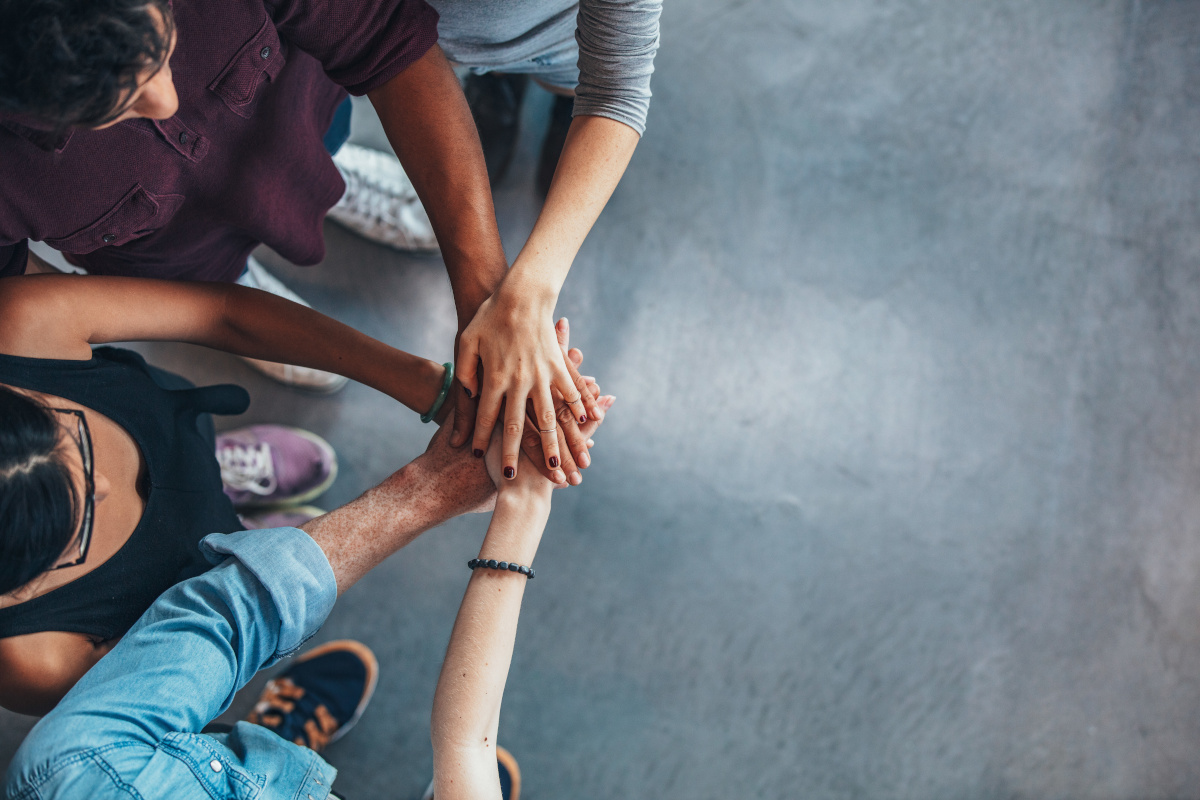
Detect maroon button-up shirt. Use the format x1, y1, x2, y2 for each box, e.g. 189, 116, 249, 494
0, 0, 438, 282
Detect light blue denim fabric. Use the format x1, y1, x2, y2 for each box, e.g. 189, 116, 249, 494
5, 527, 339, 800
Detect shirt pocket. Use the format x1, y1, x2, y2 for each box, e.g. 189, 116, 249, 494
209, 15, 287, 119
43, 184, 185, 255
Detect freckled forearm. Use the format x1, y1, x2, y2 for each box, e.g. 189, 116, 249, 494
302, 432, 494, 594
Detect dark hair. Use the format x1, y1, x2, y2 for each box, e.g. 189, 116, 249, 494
0, 387, 80, 595
0, 0, 174, 129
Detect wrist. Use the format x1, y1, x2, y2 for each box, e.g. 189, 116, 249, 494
494, 274, 558, 316
493, 489, 551, 524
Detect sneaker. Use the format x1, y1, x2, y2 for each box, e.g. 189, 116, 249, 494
235, 257, 349, 393
328, 143, 439, 252
245, 640, 379, 753
420, 746, 521, 800
217, 425, 337, 509
240, 504, 326, 529
537, 94, 573, 198
465, 72, 528, 186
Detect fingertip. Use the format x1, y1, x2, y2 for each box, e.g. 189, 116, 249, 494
504, 466, 515, 480
552, 470, 566, 483
586, 438, 595, 448
569, 471, 583, 486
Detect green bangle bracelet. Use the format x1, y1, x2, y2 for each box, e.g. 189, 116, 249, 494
421, 362, 455, 423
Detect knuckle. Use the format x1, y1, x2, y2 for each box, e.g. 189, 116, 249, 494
540, 408, 558, 426
505, 422, 523, 437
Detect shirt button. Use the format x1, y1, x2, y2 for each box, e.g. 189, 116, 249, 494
102, 233, 116, 243
178, 131, 190, 145
260, 46, 272, 59
209, 760, 222, 773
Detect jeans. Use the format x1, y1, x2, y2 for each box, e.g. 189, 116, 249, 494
5, 527, 340, 800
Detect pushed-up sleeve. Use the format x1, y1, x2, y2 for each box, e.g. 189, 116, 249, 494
573, 0, 663, 135
266, 0, 441, 95
7, 527, 337, 800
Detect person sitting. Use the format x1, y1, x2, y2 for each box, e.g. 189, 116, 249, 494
0, 272, 597, 715
0, 0, 606, 480
4, 399, 610, 799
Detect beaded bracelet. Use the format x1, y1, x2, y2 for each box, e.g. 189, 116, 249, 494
420, 362, 455, 423
468, 558, 535, 580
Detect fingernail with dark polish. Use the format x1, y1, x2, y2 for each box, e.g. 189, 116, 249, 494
473, 449, 484, 458
504, 466, 515, 479
463, 386, 473, 398
580, 414, 588, 424
549, 456, 559, 468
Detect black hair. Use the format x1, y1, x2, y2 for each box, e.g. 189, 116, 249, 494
0, 386, 80, 595
0, 0, 174, 129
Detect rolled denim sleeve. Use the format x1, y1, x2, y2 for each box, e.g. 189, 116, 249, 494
6, 527, 337, 800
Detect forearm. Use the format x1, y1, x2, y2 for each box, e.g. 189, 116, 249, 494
0, 274, 446, 413
430, 492, 550, 799
302, 424, 494, 594
369, 45, 508, 325
502, 115, 639, 304
216, 285, 444, 413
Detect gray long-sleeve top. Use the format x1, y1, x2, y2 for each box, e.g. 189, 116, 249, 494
429, 0, 662, 135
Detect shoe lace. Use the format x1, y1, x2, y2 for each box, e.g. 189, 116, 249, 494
247, 677, 340, 752
217, 441, 278, 495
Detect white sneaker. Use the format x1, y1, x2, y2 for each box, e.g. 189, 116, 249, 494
328, 143, 439, 252
235, 257, 349, 393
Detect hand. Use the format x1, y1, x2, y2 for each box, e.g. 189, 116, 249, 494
453, 286, 605, 482
446, 320, 597, 484
517, 317, 602, 486
419, 410, 497, 514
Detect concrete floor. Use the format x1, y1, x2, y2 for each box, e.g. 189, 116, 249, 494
7, 0, 1200, 797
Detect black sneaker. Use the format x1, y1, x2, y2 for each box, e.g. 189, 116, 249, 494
536, 94, 574, 197
245, 639, 379, 752
464, 72, 528, 186
420, 745, 522, 800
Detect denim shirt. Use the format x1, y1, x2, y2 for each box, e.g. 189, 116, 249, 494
5, 527, 340, 800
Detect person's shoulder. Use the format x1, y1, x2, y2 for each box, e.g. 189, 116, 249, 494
0, 631, 104, 716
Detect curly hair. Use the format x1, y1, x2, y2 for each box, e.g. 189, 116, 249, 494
0, 386, 81, 596
0, 0, 174, 129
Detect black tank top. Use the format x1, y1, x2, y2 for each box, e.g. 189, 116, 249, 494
0, 346, 249, 641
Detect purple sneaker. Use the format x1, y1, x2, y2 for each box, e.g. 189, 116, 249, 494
240, 505, 326, 530
217, 425, 337, 509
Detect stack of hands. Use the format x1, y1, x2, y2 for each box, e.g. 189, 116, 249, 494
445, 315, 613, 491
